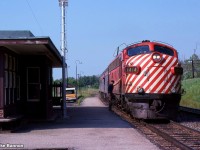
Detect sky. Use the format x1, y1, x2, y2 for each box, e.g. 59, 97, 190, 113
1, 0, 200, 79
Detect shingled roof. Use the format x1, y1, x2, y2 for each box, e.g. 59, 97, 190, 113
0, 30, 35, 39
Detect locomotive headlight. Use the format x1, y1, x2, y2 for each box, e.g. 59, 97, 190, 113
152, 52, 162, 63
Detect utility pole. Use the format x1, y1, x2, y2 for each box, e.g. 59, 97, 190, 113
59, 0, 68, 118
75, 60, 82, 99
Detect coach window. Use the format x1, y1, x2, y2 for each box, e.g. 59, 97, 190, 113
127, 45, 150, 56
154, 45, 174, 56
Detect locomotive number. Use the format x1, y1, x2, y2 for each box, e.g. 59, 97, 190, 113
125, 66, 139, 74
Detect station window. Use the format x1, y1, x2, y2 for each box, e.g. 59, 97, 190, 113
27, 67, 40, 102
4, 71, 8, 105
17, 76, 20, 100
4, 54, 18, 106
4, 54, 8, 69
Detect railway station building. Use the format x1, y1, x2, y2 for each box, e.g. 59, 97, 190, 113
0, 31, 62, 123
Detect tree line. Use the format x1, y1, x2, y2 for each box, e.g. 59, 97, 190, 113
54, 75, 99, 89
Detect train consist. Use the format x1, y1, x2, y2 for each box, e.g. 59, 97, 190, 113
99, 40, 183, 119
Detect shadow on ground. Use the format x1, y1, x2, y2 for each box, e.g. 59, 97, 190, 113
176, 111, 200, 122
14, 107, 132, 133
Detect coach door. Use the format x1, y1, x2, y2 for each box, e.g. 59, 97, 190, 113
27, 67, 41, 102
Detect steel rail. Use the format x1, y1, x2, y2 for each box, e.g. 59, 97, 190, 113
179, 106, 200, 115
146, 123, 193, 150
112, 105, 200, 150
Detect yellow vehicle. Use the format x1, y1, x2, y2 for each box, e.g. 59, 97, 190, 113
66, 87, 76, 102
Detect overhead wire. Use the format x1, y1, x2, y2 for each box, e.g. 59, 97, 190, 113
25, 0, 43, 35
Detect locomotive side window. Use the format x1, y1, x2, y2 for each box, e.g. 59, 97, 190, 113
127, 45, 150, 56
154, 45, 174, 56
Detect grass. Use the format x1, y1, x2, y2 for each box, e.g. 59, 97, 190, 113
181, 78, 200, 109
76, 87, 99, 105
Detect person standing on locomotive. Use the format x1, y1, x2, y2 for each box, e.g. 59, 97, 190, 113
108, 80, 115, 111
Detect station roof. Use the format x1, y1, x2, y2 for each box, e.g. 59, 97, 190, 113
0, 30, 62, 67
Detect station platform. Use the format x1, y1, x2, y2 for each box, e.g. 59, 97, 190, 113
0, 97, 160, 150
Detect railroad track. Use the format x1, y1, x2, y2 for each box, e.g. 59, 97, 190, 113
179, 106, 200, 115
112, 106, 200, 150
148, 121, 200, 150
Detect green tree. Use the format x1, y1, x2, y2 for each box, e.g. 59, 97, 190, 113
65, 77, 75, 87
182, 54, 200, 79
53, 75, 99, 89
190, 54, 199, 60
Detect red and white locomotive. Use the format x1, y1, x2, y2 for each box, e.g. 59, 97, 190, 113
99, 40, 183, 119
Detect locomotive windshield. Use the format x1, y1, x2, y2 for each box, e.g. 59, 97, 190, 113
127, 45, 150, 56
127, 45, 175, 57
154, 45, 174, 56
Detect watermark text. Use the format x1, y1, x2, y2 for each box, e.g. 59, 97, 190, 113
0, 143, 24, 149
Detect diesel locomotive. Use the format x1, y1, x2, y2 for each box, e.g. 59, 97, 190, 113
99, 40, 183, 119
